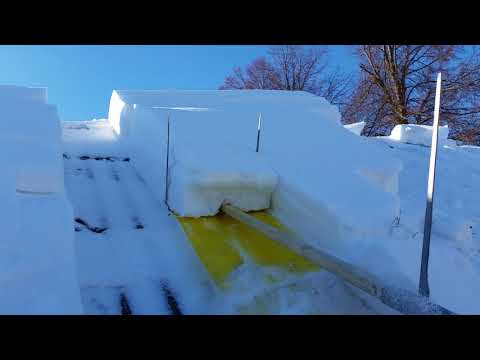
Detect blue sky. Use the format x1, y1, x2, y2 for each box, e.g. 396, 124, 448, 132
0, 45, 358, 120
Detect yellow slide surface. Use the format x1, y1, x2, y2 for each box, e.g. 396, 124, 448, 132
177, 210, 319, 289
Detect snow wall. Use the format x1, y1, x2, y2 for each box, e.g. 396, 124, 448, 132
108, 90, 403, 263
0, 85, 82, 314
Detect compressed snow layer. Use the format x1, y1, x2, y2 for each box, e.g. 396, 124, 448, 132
0, 193, 82, 314
0, 88, 64, 194
0, 85, 47, 105
108, 90, 341, 135
169, 141, 278, 216
0, 103, 60, 141
0, 85, 82, 314
6, 139, 64, 193
0, 148, 19, 242
389, 124, 456, 147
344, 121, 365, 135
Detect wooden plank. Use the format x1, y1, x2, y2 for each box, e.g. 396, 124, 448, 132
221, 204, 455, 315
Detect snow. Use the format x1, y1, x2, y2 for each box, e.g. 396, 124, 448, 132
0, 151, 18, 246
62, 121, 214, 314
0, 193, 82, 314
370, 138, 480, 313
388, 123, 456, 147
3, 83, 478, 314
105, 90, 407, 313
0, 85, 47, 104
344, 121, 365, 135
0, 86, 82, 314
169, 141, 278, 217
0, 88, 64, 194
109, 90, 402, 248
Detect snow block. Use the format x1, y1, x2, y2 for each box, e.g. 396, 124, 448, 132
0, 85, 47, 105
0, 193, 83, 314
0, 89, 64, 194
0, 148, 19, 243
14, 140, 64, 193
389, 124, 456, 147
0, 85, 82, 314
344, 121, 365, 136
0, 103, 61, 142
169, 141, 278, 217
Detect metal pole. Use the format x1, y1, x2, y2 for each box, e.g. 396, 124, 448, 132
256, 113, 262, 153
165, 113, 171, 208
419, 72, 442, 298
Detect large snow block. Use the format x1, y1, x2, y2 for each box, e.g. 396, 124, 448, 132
0, 193, 83, 314
0, 93, 64, 193
0, 103, 61, 142
108, 89, 342, 136
0, 148, 19, 243
389, 124, 456, 147
169, 141, 278, 217
15, 140, 64, 193
0, 85, 47, 105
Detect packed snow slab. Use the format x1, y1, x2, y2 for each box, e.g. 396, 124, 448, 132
0, 87, 64, 193
0, 193, 82, 314
169, 141, 278, 217
0, 148, 19, 241
0, 85, 47, 105
0, 103, 61, 141
344, 121, 365, 136
388, 124, 456, 147
0, 85, 82, 313
108, 89, 341, 135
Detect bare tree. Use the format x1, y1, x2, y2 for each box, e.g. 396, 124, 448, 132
219, 46, 353, 106
343, 45, 480, 141
219, 57, 281, 90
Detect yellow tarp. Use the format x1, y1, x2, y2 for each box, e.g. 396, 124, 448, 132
176, 210, 319, 289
